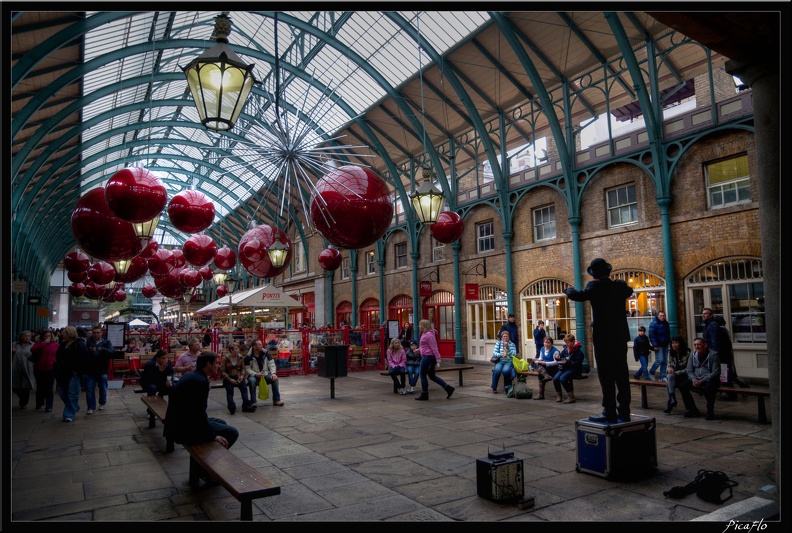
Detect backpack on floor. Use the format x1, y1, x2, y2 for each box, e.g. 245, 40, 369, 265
509, 375, 532, 399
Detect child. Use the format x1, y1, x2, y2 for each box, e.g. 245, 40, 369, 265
632, 326, 653, 380
386, 337, 407, 395
405, 340, 421, 394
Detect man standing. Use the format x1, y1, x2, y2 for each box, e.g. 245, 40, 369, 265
85, 325, 113, 413
647, 311, 671, 381
498, 313, 520, 354
533, 320, 546, 358
564, 258, 634, 423
677, 337, 720, 420
164, 351, 239, 448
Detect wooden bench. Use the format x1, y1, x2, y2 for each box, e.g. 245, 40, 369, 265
140, 395, 174, 452
380, 363, 474, 393
515, 370, 588, 380
184, 441, 281, 520
628, 378, 770, 423
134, 379, 224, 394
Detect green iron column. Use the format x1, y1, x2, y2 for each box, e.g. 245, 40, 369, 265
452, 241, 463, 363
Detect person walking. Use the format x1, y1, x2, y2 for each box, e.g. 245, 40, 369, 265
414, 319, 454, 401
647, 311, 671, 381
12, 330, 36, 409
54, 326, 88, 422
564, 258, 634, 423
31, 330, 59, 411
84, 325, 114, 413
632, 326, 653, 380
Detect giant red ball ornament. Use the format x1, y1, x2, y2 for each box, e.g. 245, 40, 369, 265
113, 289, 127, 302
198, 265, 214, 281
216, 285, 228, 298
63, 250, 91, 273
154, 268, 186, 299
141, 284, 157, 298
67, 270, 88, 283
68, 283, 86, 297
429, 211, 465, 243
309, 165, 394, 249
183, 234, 218, 267
71, 187, 143, 261
238, 224, 292, 279
104, 167, 167, 223
171, 248, 186, 268
178, 268, 203, 288
115, 255, 149, 283
84, 281, 106, 300
147, 248, 176, 277
167, 190, 215, 233
213, 246, 237, 270
87, 261, 116, 285
318, 248, 343, 271
138, 239, 159, 260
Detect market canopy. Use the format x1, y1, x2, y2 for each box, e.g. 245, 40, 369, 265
194, 285, 304, 314
127, 318, 150, 327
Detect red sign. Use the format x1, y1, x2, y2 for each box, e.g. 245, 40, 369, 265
419, 281, 432, 297
465, 283, 479, 300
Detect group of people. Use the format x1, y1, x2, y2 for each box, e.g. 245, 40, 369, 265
384, 319, 454, 401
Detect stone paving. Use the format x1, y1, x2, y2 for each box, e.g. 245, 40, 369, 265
9, 365, 778, 526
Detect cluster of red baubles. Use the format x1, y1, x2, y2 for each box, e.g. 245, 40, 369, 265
66, 164, 464, 301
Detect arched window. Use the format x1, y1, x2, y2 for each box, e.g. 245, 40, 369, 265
612, 270, 665, 340
359, 298, 380, 331
335, 301, 352, 327
520, 279, 574, 355
388, 294, 413, 326
466, 285, 508, 361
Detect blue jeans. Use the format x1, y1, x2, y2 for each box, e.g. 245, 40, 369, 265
84, 373, 108, 409
56, 373, 81, 420
491, 360, 514, 390
208, 417, 239, 448
406, 364, 421, 387
419, 355, 448, 392
633, 356, 651, 379
553, 369, 576, 393
247, 374, 281, 402
388, 366, 406, 389
649, 346, 669, 378
223, 378, 251, 411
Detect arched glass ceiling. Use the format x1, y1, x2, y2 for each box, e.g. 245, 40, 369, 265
78, 10, 490, 219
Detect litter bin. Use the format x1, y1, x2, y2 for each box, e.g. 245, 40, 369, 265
317, 345, 349, 378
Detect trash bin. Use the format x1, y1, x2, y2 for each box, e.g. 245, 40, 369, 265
317, 345, 349, 378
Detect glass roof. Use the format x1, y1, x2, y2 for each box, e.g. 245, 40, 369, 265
78, 11, 490, 246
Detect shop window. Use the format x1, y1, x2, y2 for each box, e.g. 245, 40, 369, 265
395, 242, 407, 269
366, 251, 376, 275
533, 204, 556, 241
477, 220, 494, 252
607, 184, 637, 228
341, 257, 350, 280
293, 239, 305, 273
706, 154, 751, 209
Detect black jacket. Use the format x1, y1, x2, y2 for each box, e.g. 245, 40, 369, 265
163, 369, 215, 444
565, 277, 633, 345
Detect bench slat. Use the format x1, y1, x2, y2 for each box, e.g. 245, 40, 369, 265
185, 441, 281, 520
380, 364, 474, 392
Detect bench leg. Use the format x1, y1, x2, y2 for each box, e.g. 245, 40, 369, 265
641, 385, 649, 409
166, 438, 174, 453
147, 409, 156, 429
240, 498, 253, 521
458, 369, 464, 387
757, 396, 768, 424
188, 456, 201, 487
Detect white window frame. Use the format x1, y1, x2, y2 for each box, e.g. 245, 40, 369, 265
476, 221, 494, 252
341, 257, 350, 280
366, 251, 376, 275
606, 184, 638, 228
395, 242, 407, 269
293, 239, 305, 273
706, 154, 751, 209
432, 236, 445, 262
533, 204, 556, 241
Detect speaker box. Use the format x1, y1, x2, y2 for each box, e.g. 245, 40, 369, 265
476, 450, 524, 502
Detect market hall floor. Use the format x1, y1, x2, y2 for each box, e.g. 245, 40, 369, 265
9, 365, 778, 524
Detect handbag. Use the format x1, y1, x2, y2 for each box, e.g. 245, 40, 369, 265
490, 341, 502, 363
258, 375, 270, 401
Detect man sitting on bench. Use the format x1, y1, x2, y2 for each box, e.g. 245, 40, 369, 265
164, 351, 239, 451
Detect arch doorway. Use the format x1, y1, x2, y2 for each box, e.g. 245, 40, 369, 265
423, 290, 455, 359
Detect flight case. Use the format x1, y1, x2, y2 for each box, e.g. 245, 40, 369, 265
575, 414, 657, 479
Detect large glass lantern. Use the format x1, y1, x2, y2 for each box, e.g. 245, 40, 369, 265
410, 166, 444, 224
181, 14, 257, 131
267, 240, 289, 269
132, 216, 160, 242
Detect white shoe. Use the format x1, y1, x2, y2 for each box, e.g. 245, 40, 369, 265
86, 409, 94, 415
398, 388, 405, 395
408, 387, 415, 394
98, 404, 105, 410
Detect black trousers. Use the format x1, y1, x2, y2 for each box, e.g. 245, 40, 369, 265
593, 341, 631, 418
678, 378, 720, 413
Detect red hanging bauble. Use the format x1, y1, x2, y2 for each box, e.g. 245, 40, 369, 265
178, 268, 203, 288
167, 190, 215, 233
216, 285, 228, 298
115, 255, 149, 283
83, 281, 106, 300
141, 284, 157, 298
147, 248, 176, 277
198, 265, 214, 281
71, 187, 143, 261
318, 248, 343, 271
154, 267, 186, 299
171, 248, 186, 268
113, 289, 127, 302
241, 236, 265, 262
67, 270, 88, 283
213, 246, 237, 270
87, 261, 116, 285
183, 234, 218, 267
104, 166, 167, 223
238, 224, 292, 278
138, 239, 159, 260
63, 250, 91, 273
68, 282, 86, 297
309, 165, 393, 249
429, 211, 465, 243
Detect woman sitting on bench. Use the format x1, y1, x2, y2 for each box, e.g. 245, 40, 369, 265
663, 336, 691, 414
551, 334, 584, 403
531, 337, 560, 400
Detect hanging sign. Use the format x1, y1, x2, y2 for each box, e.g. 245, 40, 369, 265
419, 281, 432, 297
465, 283, 479, 300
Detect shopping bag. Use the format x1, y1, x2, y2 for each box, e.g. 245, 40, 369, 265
258, 376, 270, 401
